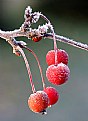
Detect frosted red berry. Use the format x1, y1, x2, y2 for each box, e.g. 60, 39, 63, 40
32, 36, 42, 42
28, 91, 49, 113
46, 49, 69, 66
46, 63, 70, 85
44, 86, 59, 106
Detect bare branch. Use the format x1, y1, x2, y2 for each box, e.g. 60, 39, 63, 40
0, 5, 88, 53
45, 33, 88, 51
0, 28, 88, 52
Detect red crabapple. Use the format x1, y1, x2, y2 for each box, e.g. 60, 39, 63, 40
46, 63, 70, 85
32, 36, 42, 42
28, 91, 49, 114
46, 49, 69, 66
44, 86, 59, 106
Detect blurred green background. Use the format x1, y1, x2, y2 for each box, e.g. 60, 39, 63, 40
0, 0, 88, 121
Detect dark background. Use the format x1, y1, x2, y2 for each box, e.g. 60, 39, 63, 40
0, 0, 88, 121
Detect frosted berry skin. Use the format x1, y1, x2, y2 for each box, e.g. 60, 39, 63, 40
28, 91, 49, 113
46, 63, 70, 85
46, 49, 69, 66
44, 87, 59, 106
32, 36, 42, 42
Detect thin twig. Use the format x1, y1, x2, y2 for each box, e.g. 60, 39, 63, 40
18, 46, 36, 93
44, 33, 88, 51
0, 29, 88, 51
22, 45, 46, 89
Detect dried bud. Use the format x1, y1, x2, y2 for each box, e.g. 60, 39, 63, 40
13, 49, 21, 57
31, 12, 40, 23
24, 6, 32, 19
38, 23, 49, 34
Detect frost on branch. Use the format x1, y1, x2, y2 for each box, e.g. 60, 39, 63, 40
23, 6, 41, 30
0, 6, 88, 52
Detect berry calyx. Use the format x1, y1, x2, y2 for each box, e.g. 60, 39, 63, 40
46, 49, 69, 66
46, 63, 70, 85
44, 86, 59, 106
28, 91, 49, 114
32, 36, 42, 42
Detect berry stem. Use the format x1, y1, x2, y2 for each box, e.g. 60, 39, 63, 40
40, 13, 50, 23
18, 46, 36, 93
40, 14, 58, 65
22, 45, 46, 89
52, 29, 58, 66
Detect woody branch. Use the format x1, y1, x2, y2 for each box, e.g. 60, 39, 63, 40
0, 6, 88, 54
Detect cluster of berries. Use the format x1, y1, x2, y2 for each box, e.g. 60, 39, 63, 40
46, 49, 70, 85
19, 6, 70, 115
23, 37, 70, 115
